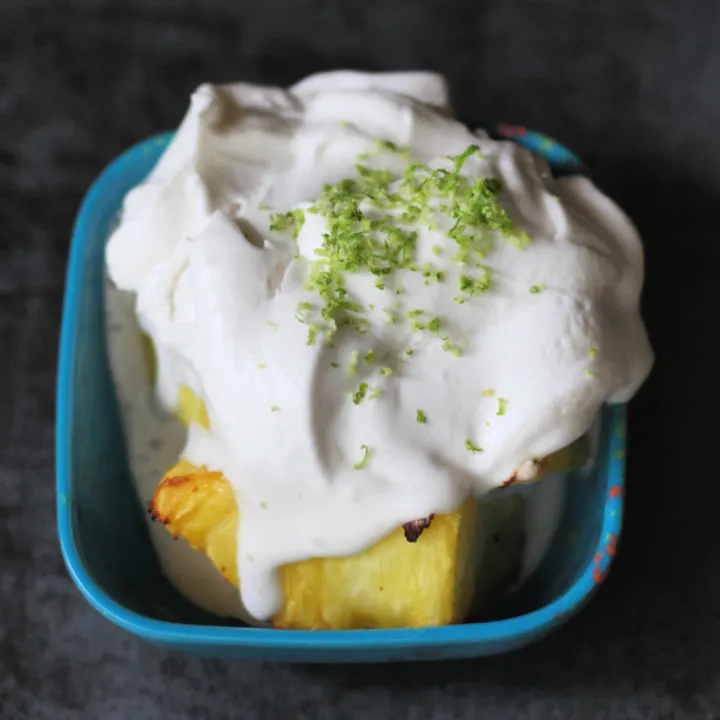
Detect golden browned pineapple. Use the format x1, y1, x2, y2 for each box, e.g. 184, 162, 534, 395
150, 462, 238, 586
277, 498, 482, 629
151, 463, 512, 628
149, 383, 588, 629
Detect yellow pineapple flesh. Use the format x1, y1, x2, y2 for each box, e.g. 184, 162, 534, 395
147, 365, 586, 629
151, 463, 503, 629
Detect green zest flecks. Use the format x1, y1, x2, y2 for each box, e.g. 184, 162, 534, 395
416, 409, 428, 424
441, 337, 462, 356
306, 324, 318, 345
269, 209, 306, 238
497, 397, 507, 416
287, 142, 528, 349
295, 301, 313, 322
529, 284, 546, 294
351, 383, 369, 404
271, 405, 281, 412
265, 142, 530, 467
465, 439, 483, 454
459, 271, 491, 297
353, 444, 372, 470
427, 317, 442, 334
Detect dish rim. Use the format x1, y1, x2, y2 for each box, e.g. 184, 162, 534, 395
56, 131, 626, 651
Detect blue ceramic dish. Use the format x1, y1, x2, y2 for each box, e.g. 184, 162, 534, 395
57, 129, 627, 663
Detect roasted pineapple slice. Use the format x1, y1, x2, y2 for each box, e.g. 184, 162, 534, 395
151, 461, 525, 629
149, 378, 588, 629
150, 461, 239, 586
277, 496, 485, 629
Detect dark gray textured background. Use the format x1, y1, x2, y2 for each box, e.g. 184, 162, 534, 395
2, 1, 719, 718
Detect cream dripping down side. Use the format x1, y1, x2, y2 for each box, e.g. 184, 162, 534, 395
105, 71, 653, 622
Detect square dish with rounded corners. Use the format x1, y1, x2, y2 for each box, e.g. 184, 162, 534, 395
57, 128, 627, 663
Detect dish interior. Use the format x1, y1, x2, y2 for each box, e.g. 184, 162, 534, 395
60, 132, 621, 635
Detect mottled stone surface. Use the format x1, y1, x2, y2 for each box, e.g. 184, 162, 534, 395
2, 1, 720, 718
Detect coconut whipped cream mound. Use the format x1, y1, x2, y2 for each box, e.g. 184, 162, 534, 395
105, 70, 653, 622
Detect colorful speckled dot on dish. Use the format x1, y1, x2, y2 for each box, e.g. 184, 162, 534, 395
591, 414, 627, 586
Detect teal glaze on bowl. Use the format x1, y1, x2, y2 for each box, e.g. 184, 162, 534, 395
57, 130, 627, 663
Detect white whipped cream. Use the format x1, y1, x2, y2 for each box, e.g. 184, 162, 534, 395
106, 71, 653, 622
